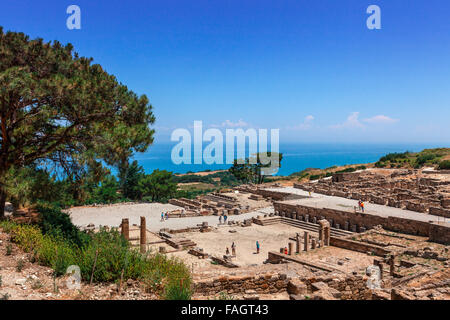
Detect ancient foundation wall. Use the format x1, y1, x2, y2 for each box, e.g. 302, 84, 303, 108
429, 223, 450, 244
194, 274, 288, 296
274, 202, 450, 243
329, 237, 390, 256
256, 189, 308, 201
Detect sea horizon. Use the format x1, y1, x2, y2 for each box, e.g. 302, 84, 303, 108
130, 142, 448, 177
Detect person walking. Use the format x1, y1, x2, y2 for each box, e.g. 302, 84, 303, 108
256, 241, 260, 254
161, 212, 164, 222
361, 201, 365, 213
224, 214, 228, 224
231, 242, 236, 256
219, 215, 223, 224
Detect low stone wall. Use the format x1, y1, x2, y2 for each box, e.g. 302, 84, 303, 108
385, 216, 430, 236
194, 274, 288, 296
429, 207, 450, 218
256, 189, 308, 201
329, 237, 390, 257
274, 202, 450, 243
429, 223, 450, 244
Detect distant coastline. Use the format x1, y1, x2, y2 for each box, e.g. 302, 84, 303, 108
130, 142, 447, 176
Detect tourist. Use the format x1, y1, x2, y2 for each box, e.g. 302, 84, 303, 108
161, 212, 164, 222
219, 215, 222, 224
231, 242, 236, 256
361, 201, 365, 213
256, 241, 260, 254
165, 212, 169, 220
226, 247, 230, 255
284, 247, 288, 255
358, 200, 362, 211
224, 214, 228, 224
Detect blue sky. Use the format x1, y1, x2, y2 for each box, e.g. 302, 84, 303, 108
1, 0, 449, 144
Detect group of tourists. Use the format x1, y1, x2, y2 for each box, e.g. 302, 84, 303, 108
358, 200, 365, 213
160, 212, 169, 221
226, 242, 237, 256
219, 214, 228, 224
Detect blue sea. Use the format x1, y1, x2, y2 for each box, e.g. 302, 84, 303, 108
130, 143, 446, 176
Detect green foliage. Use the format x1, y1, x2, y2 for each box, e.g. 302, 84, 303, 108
122, 161, 146, 200
379, 152, 410, 163
309, 174, 324, 181
375, 149, 450, 169
36, 204, 90, 248
139, 169, 177, 203
91, 175, 120, 204
163, 278, 193, 300
229, 153, 283, 184
438, 160, 450, 170
0, 28, 155, 217
16, 259, 24, 272
5, 243, 12, 256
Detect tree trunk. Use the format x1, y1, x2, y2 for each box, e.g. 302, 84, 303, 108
0, 186, 6, 219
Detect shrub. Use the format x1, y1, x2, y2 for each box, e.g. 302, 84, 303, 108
163, 278, 193, 300
415, 154, 437, 167
379, 152, 409, 163
438, 160, 450, 170
16, 259, 24, 272
5, 243, 12, 256
36, 204, 90, 248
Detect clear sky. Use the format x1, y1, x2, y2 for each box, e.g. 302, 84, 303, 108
1, 0, 449, 145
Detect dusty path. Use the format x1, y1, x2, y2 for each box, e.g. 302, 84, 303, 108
69, 203, 273, 231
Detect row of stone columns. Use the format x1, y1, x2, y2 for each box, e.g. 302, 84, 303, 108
283, 222, 331, 255
276, 210, 369, 233
121, 217, 147, 253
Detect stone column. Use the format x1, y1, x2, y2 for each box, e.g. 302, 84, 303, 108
140, 216, 147, 254
304, 231, 309, 252
311, 238, 316, 249
389, 255, 395, 276
319, 219, 331, 247
324, 227, 330, 246
305, 214, 309, 223
374, 259, 383, 279
121, 218, 129, 241
296, 234, 300, 253
288, 242, 293, 255
344, 221, 349, 231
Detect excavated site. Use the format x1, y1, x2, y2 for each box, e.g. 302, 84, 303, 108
4, 168, 448, 300
103, 168, 450, 300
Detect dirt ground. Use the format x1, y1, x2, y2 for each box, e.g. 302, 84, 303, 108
161, 223, 376, 279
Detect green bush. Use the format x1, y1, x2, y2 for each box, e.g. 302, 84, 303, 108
438, 160, 450, 170
36, 204, 90, 248
163, 279, 193, 300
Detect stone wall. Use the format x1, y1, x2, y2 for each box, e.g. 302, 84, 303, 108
385, 216, 430, 236
273, 202, 450, 243
194, 274, 288, 296
329, 237, 390, 256
429, 207, 450, 218
256, 189, 308, 201
429, 223, 450, 244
